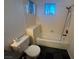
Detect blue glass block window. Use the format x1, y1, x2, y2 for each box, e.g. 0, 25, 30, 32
25, 0, 35, 15
45, 3, 56, 15
28, 0, 34, 14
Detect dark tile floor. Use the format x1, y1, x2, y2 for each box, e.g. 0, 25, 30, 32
19, 45, 70, 59
5, 45, 70, 59
37, 45, 70, 59
4, 50, 19, 59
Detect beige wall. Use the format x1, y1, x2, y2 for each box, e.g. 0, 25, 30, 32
4, 0, 36, 50
67, 6, 74, 59
36, 0, 73, 34
67, 38, 74, 59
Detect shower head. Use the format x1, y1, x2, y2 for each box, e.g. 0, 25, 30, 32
66, 4, 74, 12
66, 6, 71, 10
66, 6, 72, 12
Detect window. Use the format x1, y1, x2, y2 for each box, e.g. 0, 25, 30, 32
25, 0, 35, 15
45, 3, 56, 16
28, 0, 35, 14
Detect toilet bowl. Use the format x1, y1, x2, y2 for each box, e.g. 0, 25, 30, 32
24, 45, 41, 59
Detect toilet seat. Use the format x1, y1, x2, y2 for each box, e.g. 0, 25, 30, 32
24, 45, 41, 57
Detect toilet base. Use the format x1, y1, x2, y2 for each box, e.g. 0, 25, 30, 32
26, 55, 37, 59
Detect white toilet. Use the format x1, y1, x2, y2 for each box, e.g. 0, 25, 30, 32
11, 25, 41, 59
24, 24, 42, 59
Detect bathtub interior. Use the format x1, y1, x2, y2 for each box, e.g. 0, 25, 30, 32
40, 32, 61, 41
26, 24, 70, 49
38, 32, 70, 42
36, 30, 71, 49
36, 32, 70, 49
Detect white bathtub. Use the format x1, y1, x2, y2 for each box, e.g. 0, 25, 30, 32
36, 33, 70, 49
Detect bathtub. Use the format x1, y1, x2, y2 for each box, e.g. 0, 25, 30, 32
36, 32, 70, 49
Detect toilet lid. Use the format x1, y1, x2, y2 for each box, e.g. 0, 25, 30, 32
24, 45, 41, 57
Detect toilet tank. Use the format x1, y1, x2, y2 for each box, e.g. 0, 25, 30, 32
26, 24, 42, 44
11, 35, 30, 53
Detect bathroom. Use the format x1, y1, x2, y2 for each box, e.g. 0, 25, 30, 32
4, 0, 74, 59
